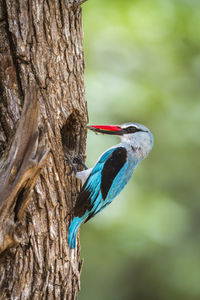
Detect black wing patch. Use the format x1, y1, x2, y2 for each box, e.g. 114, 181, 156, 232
73, 181, 93, 217
101, 147, 127, 199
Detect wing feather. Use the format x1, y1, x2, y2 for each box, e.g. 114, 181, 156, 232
73, 147, 127, 221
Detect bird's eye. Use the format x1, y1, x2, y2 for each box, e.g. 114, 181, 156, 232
125, 126, 139, 133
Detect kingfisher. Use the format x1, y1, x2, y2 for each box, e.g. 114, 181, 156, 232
67, 122, 153, 249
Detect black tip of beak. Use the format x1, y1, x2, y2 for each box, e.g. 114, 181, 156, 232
87, 126, 101, 133
86, 126, 94, 130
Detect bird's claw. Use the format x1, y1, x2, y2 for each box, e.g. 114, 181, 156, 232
73, 154, 88, 170
64, 153, 88, 175
64, 153, 78, 175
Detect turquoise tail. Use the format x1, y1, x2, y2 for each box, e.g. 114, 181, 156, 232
68, 217, 82, 249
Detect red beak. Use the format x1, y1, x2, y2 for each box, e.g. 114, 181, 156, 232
87, 125, 123, 135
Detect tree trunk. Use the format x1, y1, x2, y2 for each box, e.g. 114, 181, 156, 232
0, 0, 87, 299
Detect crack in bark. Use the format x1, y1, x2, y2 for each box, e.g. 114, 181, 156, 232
0, 85, 49, 254
4, 0, 24, 105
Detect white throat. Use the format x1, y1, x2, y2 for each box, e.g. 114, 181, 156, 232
120, 132, 153, 161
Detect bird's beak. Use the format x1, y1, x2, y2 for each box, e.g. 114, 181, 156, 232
87, 125, 123, 135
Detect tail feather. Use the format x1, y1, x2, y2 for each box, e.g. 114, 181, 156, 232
68, 217, 82, 249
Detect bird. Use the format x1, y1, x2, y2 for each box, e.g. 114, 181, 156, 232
67, 122, 153, 249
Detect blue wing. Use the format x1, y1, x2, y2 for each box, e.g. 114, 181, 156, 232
73, 147, 133, 222
68, 146, 136, 248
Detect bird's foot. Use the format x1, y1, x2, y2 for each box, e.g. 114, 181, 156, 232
65, 153, 78, 175
73, 154, 88, 170
65, 153, 88, 175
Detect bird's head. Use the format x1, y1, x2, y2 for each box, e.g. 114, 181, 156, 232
87, 122, 153, 159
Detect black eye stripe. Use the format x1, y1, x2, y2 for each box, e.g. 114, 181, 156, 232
124, 126, 143, 133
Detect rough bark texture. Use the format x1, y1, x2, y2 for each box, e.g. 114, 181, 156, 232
0, 0, 87, 298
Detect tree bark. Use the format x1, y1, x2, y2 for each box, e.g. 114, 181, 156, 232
0, 0, 87, 299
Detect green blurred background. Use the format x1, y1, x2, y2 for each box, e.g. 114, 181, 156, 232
79, 1, 200, 299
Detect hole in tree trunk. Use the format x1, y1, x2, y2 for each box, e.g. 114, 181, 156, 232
14, 186, 26, 222
61, 111, 84, 157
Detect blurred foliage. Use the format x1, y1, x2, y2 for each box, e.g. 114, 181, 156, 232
79, 0, 200, 299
